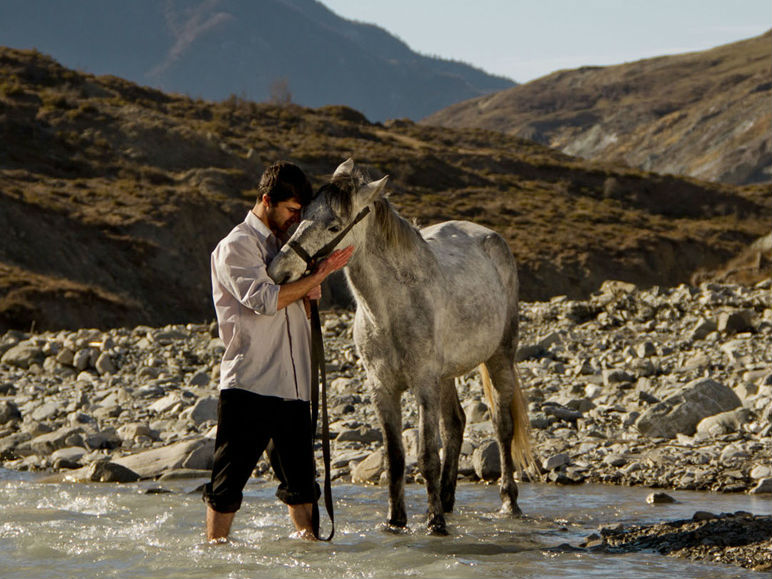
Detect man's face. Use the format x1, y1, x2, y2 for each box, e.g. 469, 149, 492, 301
266, 197, 303, 237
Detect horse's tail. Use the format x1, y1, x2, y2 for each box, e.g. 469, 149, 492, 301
480, 363, 538, 478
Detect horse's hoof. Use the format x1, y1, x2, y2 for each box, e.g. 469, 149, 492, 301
427, 515, 448, 536
499, 502, 523, 517
380, 522, 409, 535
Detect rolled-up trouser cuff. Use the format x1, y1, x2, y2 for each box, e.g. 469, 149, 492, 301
202, 481, 242, 513
276, 481, 321, 506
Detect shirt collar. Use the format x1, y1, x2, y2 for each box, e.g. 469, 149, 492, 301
245, 210, 278, 245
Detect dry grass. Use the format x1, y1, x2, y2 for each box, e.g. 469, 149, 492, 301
0, 46, 769, 330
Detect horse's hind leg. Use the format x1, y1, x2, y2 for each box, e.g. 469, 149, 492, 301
439, 378, 465, 513
372, 383, 407, 528
483, 354, 522, 516
416, 383, 447, 534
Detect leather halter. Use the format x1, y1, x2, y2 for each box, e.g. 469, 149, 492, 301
287, 206, 371, 272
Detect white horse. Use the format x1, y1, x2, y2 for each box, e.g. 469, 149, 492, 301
268, 159, 533, 534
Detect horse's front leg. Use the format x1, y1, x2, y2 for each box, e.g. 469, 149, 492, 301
416, 385, 447, 535
372, 383, 407, 529
439, 378, 465, 513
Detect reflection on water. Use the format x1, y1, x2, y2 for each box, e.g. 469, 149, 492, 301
1, 468, 769, 578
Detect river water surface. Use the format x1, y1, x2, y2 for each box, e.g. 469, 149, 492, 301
1, 468, 769, 578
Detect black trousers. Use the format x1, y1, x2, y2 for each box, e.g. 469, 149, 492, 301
202, 388, 319, 513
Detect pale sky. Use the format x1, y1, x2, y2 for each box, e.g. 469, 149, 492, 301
321, 0, 771, 82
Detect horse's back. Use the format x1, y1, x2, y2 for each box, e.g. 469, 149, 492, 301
420, 220, 519, 374
421, 220, 517, 279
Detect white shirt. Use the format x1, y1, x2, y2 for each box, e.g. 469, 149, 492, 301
211, 211, 311, 401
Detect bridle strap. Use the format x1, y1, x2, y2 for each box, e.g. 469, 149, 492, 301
288, 206, 371, 270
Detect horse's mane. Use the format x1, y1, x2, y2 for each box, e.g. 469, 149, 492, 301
323, 167, 424, 252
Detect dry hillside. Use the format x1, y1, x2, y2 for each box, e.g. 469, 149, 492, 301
0, 47, 769, 331
425, 31, 772, 186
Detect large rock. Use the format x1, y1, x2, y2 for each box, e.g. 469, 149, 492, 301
695, 407, 751, 436
636, 378, 741, 438
472, 440, 501, 481
113, 437, 214, 479
351, 449, 384, 484
189, 397, 218, 425
27, 426, 85, 455
1, 340, 43, 368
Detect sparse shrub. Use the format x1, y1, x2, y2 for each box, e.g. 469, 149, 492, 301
268, 77, 292, 106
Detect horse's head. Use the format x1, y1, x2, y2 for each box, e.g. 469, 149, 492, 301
267, 158, 388, 284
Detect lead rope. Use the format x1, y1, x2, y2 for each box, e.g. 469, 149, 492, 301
309, 299, 334, 541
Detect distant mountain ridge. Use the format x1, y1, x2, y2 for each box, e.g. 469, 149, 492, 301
425, 31, 772, 186
0, 0, 514, 122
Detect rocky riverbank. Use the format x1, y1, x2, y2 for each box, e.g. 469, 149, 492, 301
1, 280, 770, 566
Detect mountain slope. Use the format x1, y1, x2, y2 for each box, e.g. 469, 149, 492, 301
0, 0, 513, 122
425, 31, 772, 186
0, 48, 769, 330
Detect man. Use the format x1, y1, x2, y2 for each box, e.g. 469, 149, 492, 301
204, 161, 353, 541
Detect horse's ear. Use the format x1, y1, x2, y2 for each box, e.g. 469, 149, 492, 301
333, 158, 355, 179
360, 175, 388, 205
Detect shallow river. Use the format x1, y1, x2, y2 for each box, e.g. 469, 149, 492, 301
1, 468, 769, 578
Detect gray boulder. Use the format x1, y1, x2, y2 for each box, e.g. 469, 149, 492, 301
695, 407, 751, 436
472, 440, 501, 481
351, 449, 384, 484
113, 437, 214, 478
1, 340, 43, 368
636, 378, 741, 438
27, 426, 85, 455
190, 397, 218, 425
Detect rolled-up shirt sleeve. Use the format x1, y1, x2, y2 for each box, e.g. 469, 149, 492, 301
212, 236, 280, 316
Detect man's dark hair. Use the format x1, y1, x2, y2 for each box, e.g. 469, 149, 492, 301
258, 161, 312, 206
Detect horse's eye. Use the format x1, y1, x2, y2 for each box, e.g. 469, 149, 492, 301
328, 225, 341, 233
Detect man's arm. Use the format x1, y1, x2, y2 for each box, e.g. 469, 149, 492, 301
276, 246, 354, 310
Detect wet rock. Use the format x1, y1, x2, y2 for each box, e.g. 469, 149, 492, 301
85, 461, 141, 483
636, 378, 741, 438
472, 440, 501, 481
646, 492, 676, 504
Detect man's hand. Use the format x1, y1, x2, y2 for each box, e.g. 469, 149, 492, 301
313, 246, 354, 281
306, 285, 322, 301
276, 246, 354, 311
